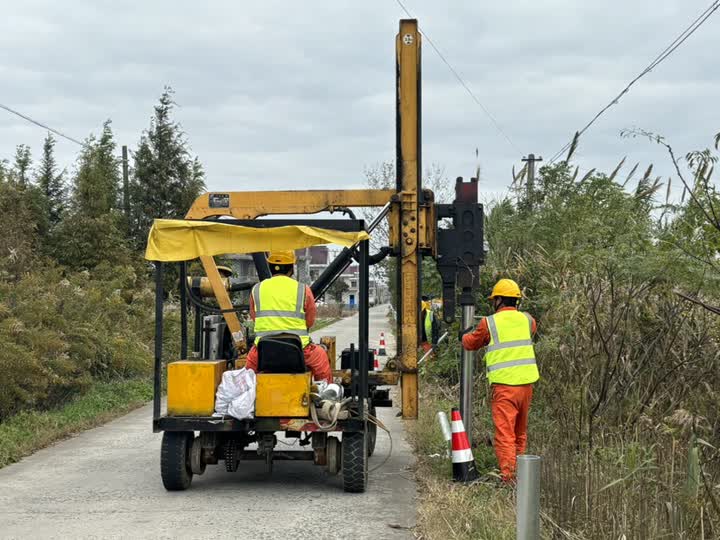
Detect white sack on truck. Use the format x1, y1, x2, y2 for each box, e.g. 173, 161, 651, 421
213, 368, 256, 419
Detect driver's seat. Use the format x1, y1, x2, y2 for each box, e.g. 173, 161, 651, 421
256, 333, 306, 374
254, 334, 311, 418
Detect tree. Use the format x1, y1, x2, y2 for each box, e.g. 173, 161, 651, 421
0, 159, 9, 183
0, 181, 39, 278
74, 120, 120, 218
327, 278, 349, 303
36, 133, 66, 227
49, 121, 130, 269
12, 145, 32, 187
129, 87, 206, 247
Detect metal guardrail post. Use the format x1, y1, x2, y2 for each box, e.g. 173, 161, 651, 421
459, 303, 475, 444
436, 411, 452, 457
516, 455, 541, 540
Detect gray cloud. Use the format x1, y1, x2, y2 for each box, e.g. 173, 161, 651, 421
1, 0, 717, 203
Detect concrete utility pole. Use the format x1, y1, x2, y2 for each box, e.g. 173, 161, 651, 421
122, 145, 130, 219
521, 154, 542, 207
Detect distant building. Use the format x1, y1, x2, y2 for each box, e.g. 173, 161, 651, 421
225, 246, 388, 306
225, 254, 257, 281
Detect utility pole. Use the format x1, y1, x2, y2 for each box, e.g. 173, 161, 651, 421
122, 145, 130, 219
521, 153, 542, 207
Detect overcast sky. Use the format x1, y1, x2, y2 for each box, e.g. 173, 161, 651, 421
1, 1, 718, 202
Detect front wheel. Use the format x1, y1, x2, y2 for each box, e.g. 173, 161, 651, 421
342, 431, 368, 493
161, 431, 194, 491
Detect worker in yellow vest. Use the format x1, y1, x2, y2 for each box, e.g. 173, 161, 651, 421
460, 278, 539, 482
245, 250, 332, 382
420, 295, 434, 354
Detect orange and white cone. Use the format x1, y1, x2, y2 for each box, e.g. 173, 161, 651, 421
373, 349, 381, 371
377, 332, 387, 356
451, 408, 479, 483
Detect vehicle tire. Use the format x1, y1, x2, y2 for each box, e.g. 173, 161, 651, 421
342, 430, 368, 493
367, 405, 377, 457
161, 431, 194, 491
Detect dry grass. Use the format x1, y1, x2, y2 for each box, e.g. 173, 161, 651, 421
415, 473, 517, 540
409, 383, 520, 540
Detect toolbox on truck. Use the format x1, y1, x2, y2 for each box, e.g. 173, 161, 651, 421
167, 360, 225, 416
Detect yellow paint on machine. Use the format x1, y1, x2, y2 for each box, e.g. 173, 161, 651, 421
255, 373, 311, 418
167, 360, 226, 416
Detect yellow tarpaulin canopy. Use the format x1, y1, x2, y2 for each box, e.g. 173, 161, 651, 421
144, 219, 370, 261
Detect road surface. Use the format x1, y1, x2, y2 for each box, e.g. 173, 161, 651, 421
0, 305, 416, 539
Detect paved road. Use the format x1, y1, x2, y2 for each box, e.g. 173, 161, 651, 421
0, 305, 415, 539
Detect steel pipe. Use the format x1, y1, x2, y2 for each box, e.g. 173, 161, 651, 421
516, 455, 541, 540
153, 262, 164, 422
459, 303, 475, 444
179, 262, 188, 359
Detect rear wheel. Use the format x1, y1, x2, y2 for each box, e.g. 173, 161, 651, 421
342, 430, 368, 493
161, 431, 194, 491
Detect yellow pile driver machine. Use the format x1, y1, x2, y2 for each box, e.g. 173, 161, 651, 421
147, 20, 484, 493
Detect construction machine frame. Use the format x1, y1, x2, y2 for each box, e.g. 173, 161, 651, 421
150, 19, 485, 493
151, 218, 378, 492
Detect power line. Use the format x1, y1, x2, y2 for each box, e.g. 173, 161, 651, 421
0, 102, 86, 147
394, 0, 521, 155
548, 0, 720, 164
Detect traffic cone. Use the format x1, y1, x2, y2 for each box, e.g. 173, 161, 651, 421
373, 349, 381, 371
451, 408, 479, 483
377, 332, 387, 356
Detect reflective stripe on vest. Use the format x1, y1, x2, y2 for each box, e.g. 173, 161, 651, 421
252, 275, 309, 347
484, 310, 539, 385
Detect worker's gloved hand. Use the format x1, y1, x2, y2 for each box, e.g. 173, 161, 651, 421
458, 326, 474, 341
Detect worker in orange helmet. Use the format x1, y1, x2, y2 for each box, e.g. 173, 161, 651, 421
459, 279, 539, 482
245, 250, 332, 383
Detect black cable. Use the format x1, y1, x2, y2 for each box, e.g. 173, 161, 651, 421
548, 0, 720, 164
334, 207, 357, 220
394, 0, 520, 154
0, 103, 86, 147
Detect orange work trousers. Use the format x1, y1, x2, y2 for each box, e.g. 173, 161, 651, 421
491, 383, 534, 481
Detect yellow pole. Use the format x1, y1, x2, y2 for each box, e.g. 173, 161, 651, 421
396, 19, 421, 419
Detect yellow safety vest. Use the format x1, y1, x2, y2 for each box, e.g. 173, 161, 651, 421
251, 275, 310, 348
423, 309, 433, 342
484, 310, 539, 385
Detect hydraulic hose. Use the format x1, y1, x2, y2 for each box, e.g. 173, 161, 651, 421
185, 280, 249, 315
310, 202, 391, 299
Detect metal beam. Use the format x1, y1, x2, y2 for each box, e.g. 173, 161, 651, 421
199, 218, 367, 232
185, 189, 395, 220
198, 255, 246, 352
396, 19, 421, 419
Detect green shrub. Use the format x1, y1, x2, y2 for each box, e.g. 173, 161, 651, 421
0, 262, 174, 420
